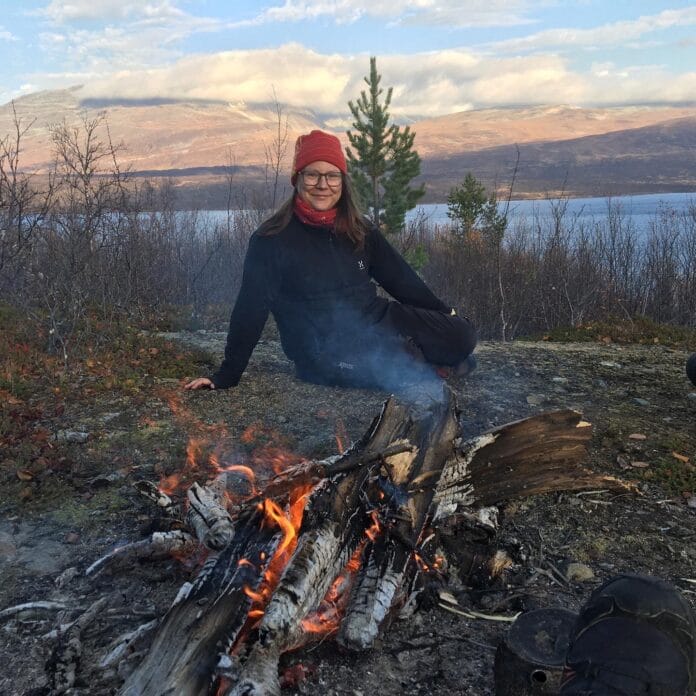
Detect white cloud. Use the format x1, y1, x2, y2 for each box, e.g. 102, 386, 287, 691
78, 44, 354, 111
0, 26, 17, 41
491, 6, 696, 52
69, 43, 696, 117
36, 0, 185, 23
257, 0, 543, 28
35, 2, 225, 73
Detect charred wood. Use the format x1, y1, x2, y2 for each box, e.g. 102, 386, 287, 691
47, 597, 108, 694
339, 389, 459, 650
118, 510, 280, 696
100, 619, 159, 669
86, 530, 197, 577
0, 601, 71, 621
433, 409, 628, 519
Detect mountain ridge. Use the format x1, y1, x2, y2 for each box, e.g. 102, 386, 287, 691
1, 88, 695, 203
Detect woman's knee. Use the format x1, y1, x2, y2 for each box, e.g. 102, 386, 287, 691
452, 315, 477, 357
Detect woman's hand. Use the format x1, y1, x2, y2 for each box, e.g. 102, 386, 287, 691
183, 377, 215, 390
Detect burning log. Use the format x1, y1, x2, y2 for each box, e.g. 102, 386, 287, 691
187, 480, 236, 549
119, 395, 416, 696
119, 510, 282, 696
108, 389, 628, 696
338, 390, 459, 650
225, 395, 457, 694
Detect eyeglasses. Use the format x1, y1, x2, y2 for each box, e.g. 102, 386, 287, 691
300, 170, 343, 187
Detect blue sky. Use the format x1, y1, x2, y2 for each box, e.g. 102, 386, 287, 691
1, 1, 695, 120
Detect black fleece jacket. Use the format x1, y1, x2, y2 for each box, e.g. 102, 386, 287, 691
211, 215, 449, 388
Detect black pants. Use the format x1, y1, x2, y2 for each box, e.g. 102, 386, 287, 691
296, 301, 477, 390
380, 301, 477, 367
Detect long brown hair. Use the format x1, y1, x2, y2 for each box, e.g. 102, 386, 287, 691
258, 174, 370, 250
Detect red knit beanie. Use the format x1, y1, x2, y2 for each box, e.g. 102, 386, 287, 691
291, 130, 347, 185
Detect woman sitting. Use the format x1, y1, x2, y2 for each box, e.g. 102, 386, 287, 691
185, 130, 476, 393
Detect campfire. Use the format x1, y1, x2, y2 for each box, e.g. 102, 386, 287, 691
58, 386, 627, 695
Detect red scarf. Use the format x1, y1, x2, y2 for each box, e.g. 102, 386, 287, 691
293, 195, 337, 228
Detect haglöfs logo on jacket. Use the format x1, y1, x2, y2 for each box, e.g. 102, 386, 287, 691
358, 260, 365, 270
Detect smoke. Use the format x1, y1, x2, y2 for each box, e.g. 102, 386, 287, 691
290, 298, 448, 405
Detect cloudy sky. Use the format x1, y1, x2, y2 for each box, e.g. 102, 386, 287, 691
1, 1, 695, 120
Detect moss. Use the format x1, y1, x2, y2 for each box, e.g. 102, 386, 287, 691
46, 486, 130, 528
584, 535, 610, 561
525, 316, 696, 349
644, 456, 696, 495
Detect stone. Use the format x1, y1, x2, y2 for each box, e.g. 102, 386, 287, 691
0, 532, 17, 561
526, 394, 546, 406
565, 562, 594, 583
54, 430, 90, 444
616, 454, 631, 469
633, 398, 650, 407
15, 539, 72, 575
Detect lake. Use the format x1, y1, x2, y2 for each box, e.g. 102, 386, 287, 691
193, 191, 695, 233
407, 192, 696, 231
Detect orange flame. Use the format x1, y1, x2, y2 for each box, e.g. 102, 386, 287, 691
186, 438, 203, 470
158, 471, 185, 496
241, 485, 313, 621
414, 553, 430, 572
155, 391, 233, 496
250, 446, 301, 477
240, 423, 262, 444
365, 510, 381, 542
156, 436, 205, 495
220, 464, 256, 482
334, 419, 348, 454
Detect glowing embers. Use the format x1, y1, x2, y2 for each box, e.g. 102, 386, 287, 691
301, 510, 383, 639
300, 545, 363, 638
413, 551, 445, 575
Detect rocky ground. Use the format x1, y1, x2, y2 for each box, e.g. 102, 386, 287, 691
1, 331, 695, 695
